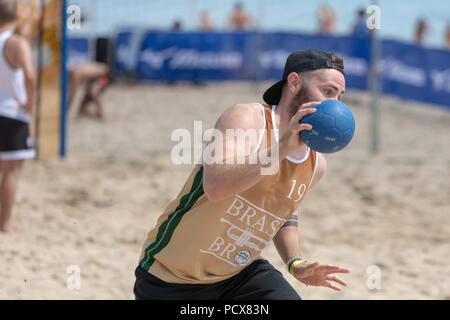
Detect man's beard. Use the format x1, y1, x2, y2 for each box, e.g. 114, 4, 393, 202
287, 84, 313, 120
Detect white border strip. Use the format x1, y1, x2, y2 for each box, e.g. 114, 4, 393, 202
286, 147, 310, 164
252, 103, 266, 153
271, 105, 279, 141
0, 149, 35, 160
307, 151, 319, 190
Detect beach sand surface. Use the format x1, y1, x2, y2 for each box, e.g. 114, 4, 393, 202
0, 83, 449, 299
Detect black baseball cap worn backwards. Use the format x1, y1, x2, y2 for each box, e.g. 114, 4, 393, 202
263, 49, 345, 105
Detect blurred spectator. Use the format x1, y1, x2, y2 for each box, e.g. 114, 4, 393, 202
446, 23, 450, 50
228, 2, 253, 30
352, 8, 369, 37
0, 0, 37, 233
171, 20, 182, 31
317, 5, 336, 35
200, 10, 214, 30
67, 62, 110, 119
414, 18, 428, 46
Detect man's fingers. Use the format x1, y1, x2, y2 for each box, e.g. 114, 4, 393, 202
326, 275, 347, 287
291, 106, 318, 124
301, 101, 322, 109
323, 281, 342, 291
298, 123, 313, 132
320, 265, 351, 274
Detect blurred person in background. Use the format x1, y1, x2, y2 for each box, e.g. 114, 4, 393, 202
0, 0, 36, 233
228, 2, 254, 30
171, 19, 182, 31
317, 5, 336, 35
67, 12, 111, 120
352, 8, 369, 38
414, 18, 429, 46
76, 69, 110, 119
200, 10, 214, 31
67, 62, 110, 119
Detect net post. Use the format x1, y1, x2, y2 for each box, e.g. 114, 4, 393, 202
60, 0, 67, 158
369, 0, 381, 154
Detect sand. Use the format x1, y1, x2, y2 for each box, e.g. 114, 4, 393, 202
0, 82, 449, 299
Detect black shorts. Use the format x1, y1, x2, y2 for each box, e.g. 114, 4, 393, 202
0, 116, 35, 160
133, 259, 301, 300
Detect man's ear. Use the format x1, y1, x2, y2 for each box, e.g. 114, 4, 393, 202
286, 72, 302, 94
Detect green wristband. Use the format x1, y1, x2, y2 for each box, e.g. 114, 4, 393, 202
288, 258, 304, 274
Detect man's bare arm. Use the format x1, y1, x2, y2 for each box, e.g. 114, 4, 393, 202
273, 211, 301, 264
203, 103, 317, 202
203, 103, 288, 201
272, 154, 350, 291
272, 152, 326, 263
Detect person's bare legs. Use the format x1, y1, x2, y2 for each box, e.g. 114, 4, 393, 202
78, 97, 91, 116
89, 81, 104, 119
0, 159, 23, 233
68, 62, 109, 113
67, 69, 82, 111
77, 81, 94, 117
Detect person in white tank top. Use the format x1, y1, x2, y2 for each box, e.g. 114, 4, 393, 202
0, 1, 36, 233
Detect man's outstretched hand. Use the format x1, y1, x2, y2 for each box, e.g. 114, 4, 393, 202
292, 262, 351, 291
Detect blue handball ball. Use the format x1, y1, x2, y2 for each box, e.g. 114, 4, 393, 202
300, 100, 355, 153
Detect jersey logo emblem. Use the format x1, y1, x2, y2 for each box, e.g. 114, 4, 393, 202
234, 250, 251, 266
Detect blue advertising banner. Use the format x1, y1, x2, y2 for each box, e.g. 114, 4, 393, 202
67, 37, 91, 69
115, 30, 146, 74
380, 40, 450, 106
137, 32, 260, 82
115, 31, 134, 73
69, 31, 450, 108
257, 33, 371, 91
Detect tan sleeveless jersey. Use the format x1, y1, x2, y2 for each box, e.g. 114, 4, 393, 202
138, 104, 318, 284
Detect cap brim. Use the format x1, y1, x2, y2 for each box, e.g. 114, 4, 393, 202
263, 80, 285, 105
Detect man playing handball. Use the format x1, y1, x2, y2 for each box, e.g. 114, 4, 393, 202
134, 49, 350, 300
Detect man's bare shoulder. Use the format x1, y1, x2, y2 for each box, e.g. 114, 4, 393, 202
215, 102, 264, 131
4, 34, 30, 67
5, 34, 29, 51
